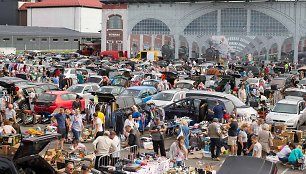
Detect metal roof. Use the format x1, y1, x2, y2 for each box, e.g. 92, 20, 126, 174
100, 0, 291, 4
28, 0, 102, 9
0, 25, 100, 38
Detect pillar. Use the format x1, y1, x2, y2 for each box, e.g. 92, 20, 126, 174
217, 9, 221, 35
171, 36, 174, 48
139, 34, 144, 51
127, 34, 131, 58
293, 2, 301, 63
277, 43, 282, 61
161, 35, 165, 46
151, 35, 155, 50
293, 35, 300, 63
100, 11, 106, 51
246, 9, 251, 33
174, 34, 179, 60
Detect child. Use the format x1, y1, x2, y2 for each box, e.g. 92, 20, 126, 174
251, 135, 262, 158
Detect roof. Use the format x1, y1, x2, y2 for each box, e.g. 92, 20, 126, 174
0, 25, 100, 37
159, 89, 186, 94
19, 3, 35, 11
285, 88, 306, 92
127, 86, 155, 90
278, 98, 302, 105
28, 0, 102, 9
177, 80, 196, 84
45, 91, 70, 95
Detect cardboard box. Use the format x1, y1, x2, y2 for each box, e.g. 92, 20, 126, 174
273, 137, 287, 148
296, 131, 303, 142
274, 123, 286, 134
143, 142, 153, 150
1, 134, 21, 146
282, 131, 295, 143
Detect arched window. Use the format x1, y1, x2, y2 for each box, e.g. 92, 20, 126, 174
107, 15, 123, 29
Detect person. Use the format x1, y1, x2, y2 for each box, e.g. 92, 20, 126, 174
238, 85, 247, 104
124, 125, 140, 150
53, 75, 59, 87
69, 109, 84, 141
93, 131, 116, 168
246, 125, 255, 156
63, 162, 74, 174
208, 118, 222, 161
199, 101, 208, 122
72, 95, 82, 110
131, 105, 143, 133
2, 120, 16, 135
95, 109, 105, 130
258, 124, 273, 159
5, 104, 16, 122
251, 118, 263, 136
237, 123, 249, 156
53, 108, 68, 150
149, 117, 167, 157
224, 82, 231, 94
169, 136, 188, 167
288, 144, 304, 165
109, 131, 121, 166
77, 72, 84, 84
70, 139, 87, 154
277, 143, 294, 164
227, 117, 238, 156
251, 135, 262, 158
80, 165, 90, 174
209, 100, 226, 122
9, 118, 20, 134
124, 114, 136, 136
178, 119, 190, 150
93, 113, 103, 139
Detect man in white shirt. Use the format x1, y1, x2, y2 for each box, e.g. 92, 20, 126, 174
109, 131, 121, 166
252, 136, 262, 158
5, 104, 16, 121
277, 143, 294, 164
93, 131, 116, 169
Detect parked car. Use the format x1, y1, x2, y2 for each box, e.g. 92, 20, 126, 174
266, 98, 306, 129
186, 90, 258, 120
162, 96, 235, 122
95, 86, 125, 96
284, 88, 306, 100
298, 78, 306, 89
29, 83, 60, 92
87, 75, 104, 86
0, 134, 60, 174
118, 86, 157, 104
234, 66, 260, 77
175, 80, 195, 90
148, 90, 186, 107
246, 78, 263, 88
67, 83, 99, 105
269, 76, 292, 90
0, 77, 29, 95
16, 84, 45, 110
141, 79, 160, 87
34, 91, 86, 114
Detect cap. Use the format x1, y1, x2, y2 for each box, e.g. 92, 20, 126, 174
213, 118, 219, 122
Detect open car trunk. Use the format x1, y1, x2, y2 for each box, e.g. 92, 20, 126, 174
217, 156, 277, 174
12, 134, 60, 174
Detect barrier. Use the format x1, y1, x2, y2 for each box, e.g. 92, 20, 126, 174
97, 145, 138, 169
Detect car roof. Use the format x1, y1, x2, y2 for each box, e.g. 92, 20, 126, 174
70, 83, 98, 87
45, 91, 70, 95
277, 99, 303, 105
159, 89, 186, 94
127, 86, 156, 90
177, 80, 195, 84
285, 88, 306, 92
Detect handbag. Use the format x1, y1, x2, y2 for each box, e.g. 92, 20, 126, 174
177, 127, 183, 139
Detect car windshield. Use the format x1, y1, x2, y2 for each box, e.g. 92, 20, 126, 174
284, 91, 306, 98
152, 92, 174, 101
97, 87, 113, 93
37, 94, 56, 102
299, 79, 306, 85
88, 77, 101, 83
226, 95, 246, 107
176, 83, 193, 89
120, 89, 140, 97
247, 79, 258, 84
142, 81, 156, 86
272, 103, 297, 114
67, 86, 84, 93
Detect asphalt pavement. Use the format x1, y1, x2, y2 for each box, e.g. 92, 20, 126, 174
21, 124, 306, 174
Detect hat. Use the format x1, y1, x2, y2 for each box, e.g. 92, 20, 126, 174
212, 118, 219, 122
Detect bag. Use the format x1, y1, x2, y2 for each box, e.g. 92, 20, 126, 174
177, 127, 183, 139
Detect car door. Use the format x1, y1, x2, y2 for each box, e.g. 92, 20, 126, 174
299, 101, 306, 123
139, 89, 150, 103
145, 88, 157, 102
60, 94, 73, 110
164, 100, 184, 119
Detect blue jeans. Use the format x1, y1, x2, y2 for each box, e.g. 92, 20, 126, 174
175, 161, 184, 167
279, 157, 288, 163
72, 129, 81, 141
210, 138, 221, 158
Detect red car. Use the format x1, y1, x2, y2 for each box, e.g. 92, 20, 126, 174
34, 91, 85, 114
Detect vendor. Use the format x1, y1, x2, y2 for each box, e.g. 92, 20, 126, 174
169, 136, 188, 167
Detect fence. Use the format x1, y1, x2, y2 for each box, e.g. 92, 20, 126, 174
97, 145, 138, 169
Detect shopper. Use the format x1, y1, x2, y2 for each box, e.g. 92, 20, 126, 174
63, 162, 74, 174
53, 108, 68, 150
227, 117, 238, 156
258, 124, 273, 159
109, 131, 121, 166
178, 119, 190, 150
288, 144, 304, 165
277, 143, 294, 164
149, 117, 167, 157
72, 95, 82, 110
93, 131, 116, 169
2, 120, 16, 135
131, 105, 143, 134
123, 114, 136, 136
93, 113, 103, 139
69, 109, 84, 141
124, 125, 140, 153
251, 135, 262, 158
237, 123, 249, 156
4, 104, 16, 122
208, 118, 222, 161
209, 100, 226, 122
169, 136, 188, 167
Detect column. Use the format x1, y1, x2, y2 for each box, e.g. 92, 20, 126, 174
293, 2, 300, 63
171, 36, 174, 48
127, 34, 131, 58
277, 43, 282, 61
187, 38, 193, 58
151, 35, 155, 50
161, 35, 165, 46
101, 11, 106, 51
139, 34, 144, 52
217, 9, 221, 35
246, 9, 251, 33
293, 35, 300, 63
174, 34, 179, 60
